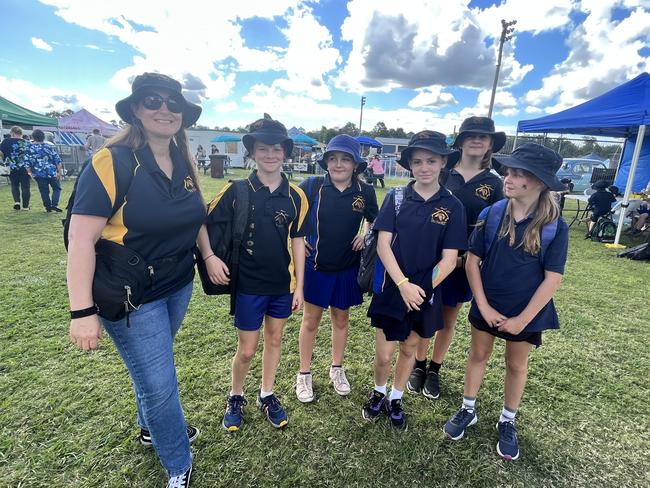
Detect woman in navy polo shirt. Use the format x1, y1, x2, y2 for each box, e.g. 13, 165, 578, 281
67, 73, 205, 488
409, 116, 505, 400
362, 131, 467, 431
295, 135, 378, 403
443, 143, 569, 462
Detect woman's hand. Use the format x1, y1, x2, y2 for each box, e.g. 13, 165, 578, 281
478, 303, 507, 328
497, 315, 527, 335
69, 315, 102, 351
351, 234, 365, 251
399, 282, 426, 312
205, 255, 230, 285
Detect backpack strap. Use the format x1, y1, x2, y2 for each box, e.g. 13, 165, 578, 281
228, 179, 251, 314
539, 219, 559, 262
393, 186, 404, 215
483, 198, 508, 256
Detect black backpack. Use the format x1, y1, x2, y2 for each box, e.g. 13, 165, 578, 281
195, 180, 250, 314
591, 215, 617, 243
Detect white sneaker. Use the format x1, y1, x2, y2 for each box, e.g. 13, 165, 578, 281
329, 366, 351, 396
295, 372, 314, 403
167, 466, 192, 488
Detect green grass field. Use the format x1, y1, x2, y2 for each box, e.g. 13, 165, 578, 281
1, 171, 648, 487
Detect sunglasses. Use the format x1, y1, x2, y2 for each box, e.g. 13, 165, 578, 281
140, 94, 184, 113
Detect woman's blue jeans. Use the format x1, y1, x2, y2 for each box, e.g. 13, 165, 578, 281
101, 281, 193, 476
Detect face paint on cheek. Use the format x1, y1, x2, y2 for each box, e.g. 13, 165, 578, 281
522, 184, 527, 189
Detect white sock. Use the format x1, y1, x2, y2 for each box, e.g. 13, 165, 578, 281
389, 388, 404, 401
463, 396, 476, 411
260, 389, 273, 399
374, 384, 387, 395
499, 406, 516, 423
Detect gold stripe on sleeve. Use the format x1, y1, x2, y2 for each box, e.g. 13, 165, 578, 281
91, 148, 116, 208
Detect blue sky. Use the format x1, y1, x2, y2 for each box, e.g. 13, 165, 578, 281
1, 0, 649, 134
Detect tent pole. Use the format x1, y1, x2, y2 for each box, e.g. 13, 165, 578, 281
512, 131, 518, 152
614, 124, 646, 245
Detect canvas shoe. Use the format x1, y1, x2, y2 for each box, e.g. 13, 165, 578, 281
295, 373, 314, 403
329, 366, 351, 396
222, 395, 247, 432
443, 407, 478, 440
406, 367, 425, 393
166, 466, 192, 488
496, 421, 520, 461
13, 202, 20, 210
422, 371, 440, 400
256, 393, 289, 429
139, 425, 199, 447
361, 389, 386, 422
384, 398, 408, 432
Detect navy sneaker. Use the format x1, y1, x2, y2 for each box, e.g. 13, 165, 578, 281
496, 421, 520, 460
140, 425, 199, 447
443, 407, 478, 440
422, 371, 440, 400
223, 395, 247, 432
406, 367, 425, 393
361, 389, 386, 422
384, 398, 408, 432
256, 393, 288, 429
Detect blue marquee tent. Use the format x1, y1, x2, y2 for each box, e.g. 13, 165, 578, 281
517, 72, 650, 244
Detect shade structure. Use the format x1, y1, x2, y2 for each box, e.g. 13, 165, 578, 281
211, 134, 242, 143
288, 127, 318, 146
0, 96, 58, 127
356, 135, 383, 148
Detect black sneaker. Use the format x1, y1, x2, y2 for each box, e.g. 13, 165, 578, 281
406, 367, 425, 393
496, 421, 520, 460
167, 465, 192, 488
13, 202, 20, 210
384, 398, 408, 431
51, 206, 63, 212
361, 389, 386, 422
422, 371, 440, 400
139, 425, 199, 447
45, 207, 52, 213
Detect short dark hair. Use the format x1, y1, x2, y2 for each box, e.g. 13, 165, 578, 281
32, 129, 45, 142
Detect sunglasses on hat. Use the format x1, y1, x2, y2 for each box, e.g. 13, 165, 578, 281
140, 94, 184, 113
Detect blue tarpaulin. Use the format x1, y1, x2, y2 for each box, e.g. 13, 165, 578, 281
615, 134, 650, 192
356, 135, 383, 148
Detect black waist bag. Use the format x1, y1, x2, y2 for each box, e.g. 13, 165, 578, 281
93, 239, 148, 323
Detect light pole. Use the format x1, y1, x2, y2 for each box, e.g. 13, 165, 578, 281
488, 19, 516, 119
359, 96, 366, 135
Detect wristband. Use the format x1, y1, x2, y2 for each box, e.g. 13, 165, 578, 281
203, 253, 216, 262
396, 277, 409, 288
70, 305, 98, 319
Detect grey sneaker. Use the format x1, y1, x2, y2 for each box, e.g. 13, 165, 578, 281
329, 366, 351, 396
295, 373, 314, 403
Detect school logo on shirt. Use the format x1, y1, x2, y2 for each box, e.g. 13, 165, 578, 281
431, 207, 450, 225
274, 209, 289, 226
184, 176, 197, 192
475, 184, 493, 201
352, 195, 365, 213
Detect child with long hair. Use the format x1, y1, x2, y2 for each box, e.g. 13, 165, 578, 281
443, 143, 569, 461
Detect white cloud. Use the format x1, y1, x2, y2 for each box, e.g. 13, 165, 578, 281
476, 0, 577, 35
408, 86, 457, 109
525, 106, 544, 114
31, 37, 53, 51
215, 101, 238, 112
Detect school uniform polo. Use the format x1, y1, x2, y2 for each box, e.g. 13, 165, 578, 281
206, 170, 308, 296
467, 213, 569, 338
588, 190, 616, 220
367, 182, 467, 341
441, 168, 504, 306
300, 175, 378, 272
72, 144, 207, 302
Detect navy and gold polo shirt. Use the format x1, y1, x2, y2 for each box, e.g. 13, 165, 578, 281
444, 168, 504, 237
72, 144, 207, 301
300, 175, 378, 272
206, 170, 308, 295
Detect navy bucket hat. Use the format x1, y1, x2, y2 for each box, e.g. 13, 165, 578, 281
397, 130, 460, 170
242, 113, 294, 156
318, 134, 367, 172
452, 116, 506, 153
492, 143, 565, 191
115, 72, 202, 128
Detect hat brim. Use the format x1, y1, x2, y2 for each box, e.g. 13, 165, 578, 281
242, 133, 294, 155
115, 90, 202, 128
492, 154, 565, 191
453, 130, 506, 153
317, 148, 368, 172
397, 144, 460, 170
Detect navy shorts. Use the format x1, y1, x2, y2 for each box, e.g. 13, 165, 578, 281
234, 293, 293, 331
468, 314, 542, 347
304, 264, 363, 310
441, 267, 472, 307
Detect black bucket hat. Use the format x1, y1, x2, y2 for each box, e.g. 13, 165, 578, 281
492, 143, 565, 191
115, 72, 202, 128
397, 130, 460, 170
242, 114, 293, 156
453, 116, 506, 153
318, 134, 367, 172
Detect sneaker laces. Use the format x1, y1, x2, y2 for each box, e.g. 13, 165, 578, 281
297, 374, 311, 390
499, 421, 517, 444
227, 396, 247, 414
167, 470, 189, 488
452, 407, 474, 425
331, 368, 348, 386
369, 390, 385, 408
390, 399, 404, 418
262, 394, 282, 413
